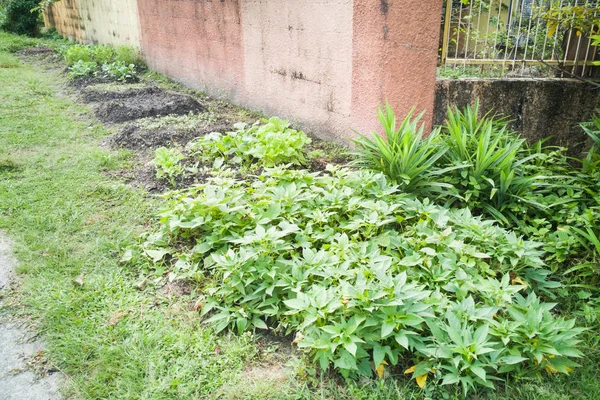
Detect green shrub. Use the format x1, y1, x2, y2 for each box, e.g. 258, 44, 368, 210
188, 117, 311, 169
67, 60, 97, 79
1, 0, 40, 36
351, 104, 459, 197
62, 44, 95, 65
129, 166, 583, 395
101, 61, 136, 82
439, 103, 543, 224
61, 43, 140, 82
114, 45, 142, 67
581, 112, 600, 176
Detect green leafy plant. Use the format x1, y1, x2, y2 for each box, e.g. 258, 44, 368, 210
129, 165, 582, 395
67, 60, 97, 79
352, 104, 459, 197
101, 61, 137, 82
152, 147, 185, 186
1, 0, 40, 36
439, 102, 542, 224
188, 117, 311, 169
581, 112, 600, 175
62, 44, 96, 65
114, 45, 143, 67
61, 43, 140, 82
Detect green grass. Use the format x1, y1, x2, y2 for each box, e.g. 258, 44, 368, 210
0, 31, 599, 399
0, 44, 257, 399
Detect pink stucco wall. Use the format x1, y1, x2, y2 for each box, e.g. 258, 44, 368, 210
352, 0, 443, 134
138, 0, 245, 96
48, 0, 442, 142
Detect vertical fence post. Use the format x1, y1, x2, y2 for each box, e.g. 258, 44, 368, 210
441, 0, 452, 66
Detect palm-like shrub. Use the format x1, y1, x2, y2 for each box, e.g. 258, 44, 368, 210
440, 103, 542, 223
351, 104, 456, 197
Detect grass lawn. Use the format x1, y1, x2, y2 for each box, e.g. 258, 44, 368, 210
0, 30, 599, 399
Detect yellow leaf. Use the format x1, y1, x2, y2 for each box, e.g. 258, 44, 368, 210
511, 276, 528, 287
565, 366, 574, 373
545, 364, 560, 374
547, 23, 558, 38
376, 361, 388, 379
404, 365, 416, 374
416, 373, 428, 389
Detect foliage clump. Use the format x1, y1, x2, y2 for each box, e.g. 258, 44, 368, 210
188, 117, 311, 169
1, 0, 40, 36
129, 103, 600, 395
60, 43, 143, 82
150, 117, 312, 187
130, 165, 583, 395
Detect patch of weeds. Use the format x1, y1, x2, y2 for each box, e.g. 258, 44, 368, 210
152, 147, 185, 186
93, 148, 134, 171
137, 112, 215, 132
101, 60, 137, 82
131, 165, 582, 396
188, 117, 311, 169
26, 77, 53, 96
60, 43, 142, 83
0, 51, 19, 68
0, 157, 20, 173
140, 70, 188, 92
0, 30, 38, 52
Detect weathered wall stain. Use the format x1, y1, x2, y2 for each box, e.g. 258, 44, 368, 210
351, 0, 443, 135
434, 78, 600, 155
44, 0, 141, 47
44, 0, 85, 42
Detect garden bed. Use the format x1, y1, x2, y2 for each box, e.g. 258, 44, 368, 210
3, 35, 600, 399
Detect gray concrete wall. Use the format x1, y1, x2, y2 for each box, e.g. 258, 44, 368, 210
434, 78, 600, 155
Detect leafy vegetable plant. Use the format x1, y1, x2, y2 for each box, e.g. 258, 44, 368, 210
152, 147, 185, 186
67, 60, 97, 78
188, 117, 311, 169
130, 166, 583, 395
101, 61, 137, 82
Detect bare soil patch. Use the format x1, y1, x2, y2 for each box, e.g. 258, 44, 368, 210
111, 120, 231, 151
91, 89, 205, 124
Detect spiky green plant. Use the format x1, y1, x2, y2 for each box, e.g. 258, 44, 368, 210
351, 103, 459, 197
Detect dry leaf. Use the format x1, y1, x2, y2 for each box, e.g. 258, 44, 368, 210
192, 299, 203, 312
73, 273, 84, 287
108, 312, 128, 326
511, 276, 528, 287
416, 373, 428, 388
404, 365, 416, 374
292, 332, 304, 345
376, 360, 388, 379
135, 278, 147, 290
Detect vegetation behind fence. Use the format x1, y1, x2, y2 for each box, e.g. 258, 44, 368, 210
440, 0, 600, 78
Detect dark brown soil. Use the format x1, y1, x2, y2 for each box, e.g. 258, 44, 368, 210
93, 89, 205, 124
18, 47, 55, 55
111, 120, 231, 151
81, 86, 162, 103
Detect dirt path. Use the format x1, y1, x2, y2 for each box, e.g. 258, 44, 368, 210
0, 234, 62, 400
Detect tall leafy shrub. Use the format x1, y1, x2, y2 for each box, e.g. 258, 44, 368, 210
440, 103, 542, 224
1, 0, 40, 36
351, 104, 458, 197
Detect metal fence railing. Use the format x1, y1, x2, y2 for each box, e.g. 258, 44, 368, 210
439, 0, 600, 78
